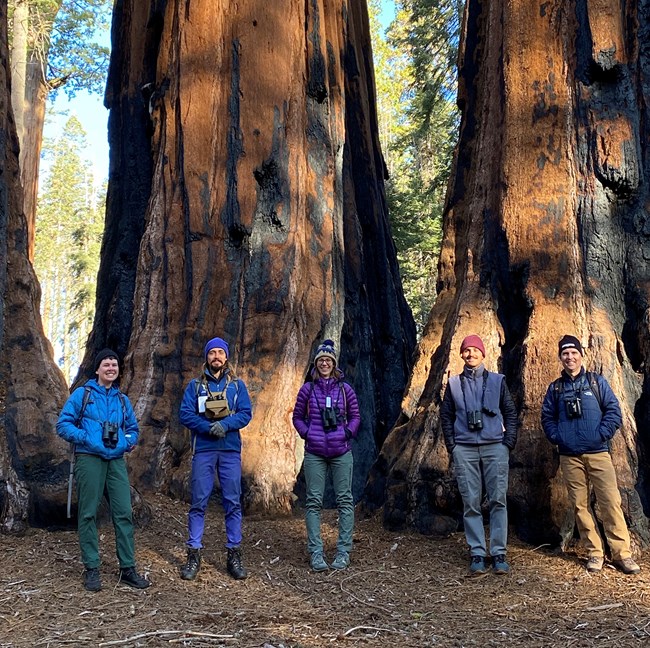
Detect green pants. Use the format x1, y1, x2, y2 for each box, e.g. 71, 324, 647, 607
304, 451, 354, 554
75, 454, 136, 569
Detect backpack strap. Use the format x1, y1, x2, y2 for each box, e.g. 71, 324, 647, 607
75, 386, 93, 426
117, 391, 128, 426
553, 373, 602, 413
586, 371, 602, 410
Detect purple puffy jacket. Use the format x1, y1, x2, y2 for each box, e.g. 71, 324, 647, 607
292, 374, 361, 458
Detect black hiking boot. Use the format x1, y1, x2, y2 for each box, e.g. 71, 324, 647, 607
119, 567, 151, 589
227, 547, 248, 580
83, 567, 102, 592
180, 548, 201, 581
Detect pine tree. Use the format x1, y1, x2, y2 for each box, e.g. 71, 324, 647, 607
8, 0, 111, 261
34, 115, 104, 381
369, 0, 461, 334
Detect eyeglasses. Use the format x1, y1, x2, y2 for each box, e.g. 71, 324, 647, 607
317, 358, 334, 364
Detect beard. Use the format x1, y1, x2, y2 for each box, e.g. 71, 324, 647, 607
209, 359, 225, 375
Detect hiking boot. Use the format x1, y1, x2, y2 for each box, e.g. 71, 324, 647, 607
492, 555, 510, 575
227, 547, 248, 580
83, 567, 101, 592
586, 556, 604, 573
330, 551, 350, 570
612, 557, 641, 575
180, 548, 201, 581
469, 555, 487, 575
119, 567, 151, 589
310, 551, 329, 572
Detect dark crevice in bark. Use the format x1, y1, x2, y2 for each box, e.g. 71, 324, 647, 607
221, 39, 247, 248
76, 1, 167, 383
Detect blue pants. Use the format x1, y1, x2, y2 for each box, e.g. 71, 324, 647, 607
452, 443, 510, 557
187, 450, 242, 549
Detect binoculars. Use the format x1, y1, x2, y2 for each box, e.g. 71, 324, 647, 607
564, 396, 582, 419
102, 422, 119, 448
467, 410, 483, 431
321, 406, 339, 431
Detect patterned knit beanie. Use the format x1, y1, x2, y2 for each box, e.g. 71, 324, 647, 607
313, 339, 337, 366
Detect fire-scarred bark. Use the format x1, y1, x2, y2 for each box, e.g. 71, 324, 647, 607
78, 0, 415, 513
367, 0, 650, 547
0, 2, 69, 532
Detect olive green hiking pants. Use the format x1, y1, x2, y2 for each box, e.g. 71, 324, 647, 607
75, 454, 136, 569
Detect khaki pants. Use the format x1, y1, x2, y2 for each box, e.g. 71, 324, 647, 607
559, 452, 632, 560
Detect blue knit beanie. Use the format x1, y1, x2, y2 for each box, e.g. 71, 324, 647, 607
204, 337, 229, 360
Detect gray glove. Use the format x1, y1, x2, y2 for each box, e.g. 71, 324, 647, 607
209, 421, 226, 438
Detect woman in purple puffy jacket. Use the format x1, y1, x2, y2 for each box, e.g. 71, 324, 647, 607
292, 339, 361, 572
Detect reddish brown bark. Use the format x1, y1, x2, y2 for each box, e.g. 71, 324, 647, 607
21, 57, 49, 262
75, 0, 414, 513
367, 0, 650, 546
0, 2, 69, 532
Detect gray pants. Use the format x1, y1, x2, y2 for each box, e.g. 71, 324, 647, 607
453, 443, 510, 557
304, 451, 354, 554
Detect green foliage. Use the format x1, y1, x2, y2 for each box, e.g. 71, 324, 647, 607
370, 0, 461, 335
47, 0, 111, 96
9, 0, 111, 96
34, 115, 104, 381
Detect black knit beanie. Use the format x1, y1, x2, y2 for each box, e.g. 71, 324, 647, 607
94, 348, 119, 371
558, 335, 583, 356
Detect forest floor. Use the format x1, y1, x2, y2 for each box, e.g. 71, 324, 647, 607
2, 493, 650, 648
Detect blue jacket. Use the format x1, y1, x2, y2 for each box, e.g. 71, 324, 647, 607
440, 365, 518, 451
179, 367, 252, 453
56, 379, 139, 460
541, 369, 621, 455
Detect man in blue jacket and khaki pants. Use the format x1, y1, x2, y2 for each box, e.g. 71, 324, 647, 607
541, 334, 640, 575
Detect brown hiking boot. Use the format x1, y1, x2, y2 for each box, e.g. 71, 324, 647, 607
586, 556, 603, 573
612, 558, 640, 575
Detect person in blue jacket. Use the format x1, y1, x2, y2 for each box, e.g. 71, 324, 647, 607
57, 349, 150, 592
541, 334, 640, 575
179, 336, 252, 581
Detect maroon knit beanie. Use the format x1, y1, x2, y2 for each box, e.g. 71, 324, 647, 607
460, 335, 486, 356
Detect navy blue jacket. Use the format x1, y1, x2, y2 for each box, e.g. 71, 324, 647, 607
541, 369, 621, 455
179, 367, 252, 453
57, 379, 139, 459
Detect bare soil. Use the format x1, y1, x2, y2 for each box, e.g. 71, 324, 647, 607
2, 493, 649, 647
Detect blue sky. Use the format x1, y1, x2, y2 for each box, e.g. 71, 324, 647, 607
42, 1, 397, 186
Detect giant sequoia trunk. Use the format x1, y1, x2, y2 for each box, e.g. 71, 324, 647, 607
0, 3, 70, 532
9, 1, 64, 262
367, 0, 650, 546
75, 0, 415, 512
